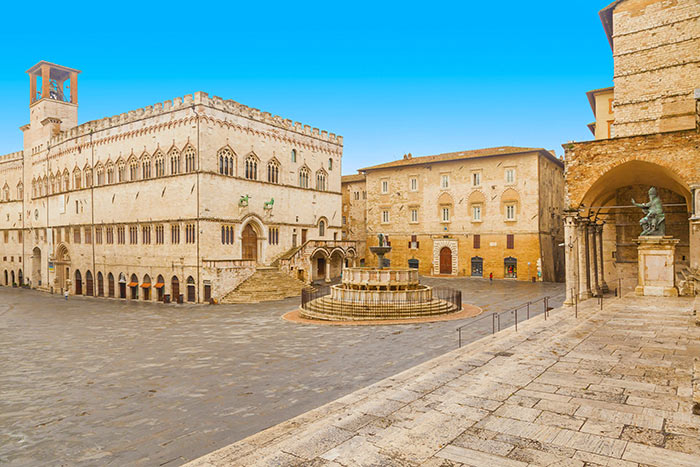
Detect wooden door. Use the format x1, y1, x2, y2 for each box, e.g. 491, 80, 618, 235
301, 229, 307, 244
242, 224, 257, 261
171, 277, 180, 302
439, 247, 452, 274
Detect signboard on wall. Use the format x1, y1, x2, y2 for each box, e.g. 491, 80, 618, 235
48, 262, 55, 273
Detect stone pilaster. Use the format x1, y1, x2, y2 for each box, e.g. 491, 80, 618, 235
577, 219, 591, 300
563, 212, 578, 306
590, 223, 600, 297
596, 223, 608, 293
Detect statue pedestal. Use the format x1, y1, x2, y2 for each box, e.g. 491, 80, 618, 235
635, 236, 679, 297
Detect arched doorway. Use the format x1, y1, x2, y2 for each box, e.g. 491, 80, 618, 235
171, 276, 180, 303
118, 273, 127, 299
142, 274, 151, 301
11, 270, 15, 286
107, 273, 115, 297
156, 275, 165, 301
329, 250, 344, 282
471, 256, 483, 277
3, 270, 7, 286
97, 272, 104, 297
75, 270, 82, 295
186, 276, 195, 302
439, 247, 452, 274
18, 269, 23, 287
242, 224, 258, 261
31, 247, 41, 287
85, 270, 94, 296
505, 257, 517, 279
129, 274, 139, 299
55, 244, 71, 293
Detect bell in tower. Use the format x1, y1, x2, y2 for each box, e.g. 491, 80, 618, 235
22, 61, 81, 150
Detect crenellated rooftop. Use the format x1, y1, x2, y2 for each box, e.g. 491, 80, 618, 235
48, 91, 343, 147
0, 150, 24, 164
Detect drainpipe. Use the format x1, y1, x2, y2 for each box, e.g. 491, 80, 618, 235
192, 104, 201, 303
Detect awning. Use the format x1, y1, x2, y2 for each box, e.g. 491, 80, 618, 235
128, 281, 138, 287
141, 283, 151, 288
154, 282, 165, 289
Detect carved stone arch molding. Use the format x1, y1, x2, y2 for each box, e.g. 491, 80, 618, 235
432, 238, 458, 276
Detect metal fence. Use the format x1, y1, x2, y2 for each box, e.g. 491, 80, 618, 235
456, 296, 552, 348
300, 285, 462, 318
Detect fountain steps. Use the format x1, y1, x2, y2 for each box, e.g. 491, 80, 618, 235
300, 297, 459, 321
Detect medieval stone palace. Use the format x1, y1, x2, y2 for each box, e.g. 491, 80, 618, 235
0, 61, 356, 303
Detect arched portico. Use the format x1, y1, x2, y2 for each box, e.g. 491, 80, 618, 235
31, 247, 41, 287
310, 248, 329, 283
54, 244, 71, 292
564, 160, 692, 303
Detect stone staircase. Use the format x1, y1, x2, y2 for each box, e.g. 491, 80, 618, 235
220, 267, 307, 304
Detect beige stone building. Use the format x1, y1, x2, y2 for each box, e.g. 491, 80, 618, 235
341, 173, 367, 262
586, 86, 615, 139
563, 0, 700, 304
0, 61, 356, 303
343, 147, 565, 282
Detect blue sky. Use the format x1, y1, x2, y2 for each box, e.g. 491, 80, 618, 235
0, 1, 614, 174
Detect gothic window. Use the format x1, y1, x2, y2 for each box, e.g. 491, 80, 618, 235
268, 227, 279, 245
73, 169, 82, 190
84, 168, 93, 187
218, 148, 234, 176
245, 155, 258, 180
185, 223, 196, 243
63, 170, 70, 191
299, 166, 310, 188
267, 160, 280, 184
129, 225, 138, 244
171, 224, 180, 244
16, 182, 23, 200
155, 225, 164, 244
184, 146, 196, 173
106, 226, 114, 244
221, 225, 234, 245
2, 184, 8, 201
117, 162, 126, 182
96, 166, 104, 186
106, 163, 114, 184
129, 159, 139, 181
316, 170, 327, 191
291, 149, 297, 163
142, 225, 151, 244
141, 154, 152, 179
328, 158, 333, 170
318, 220, 325, 237
48, 174, 55, 194
154, 151, 165, 177
42, 177, 48, 196
169, 148, 181, 175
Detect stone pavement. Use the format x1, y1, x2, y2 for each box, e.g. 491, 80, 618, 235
0, 278, 563, 466
187, 295, 700, 467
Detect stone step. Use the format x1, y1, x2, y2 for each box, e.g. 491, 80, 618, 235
220, 267, 307, 304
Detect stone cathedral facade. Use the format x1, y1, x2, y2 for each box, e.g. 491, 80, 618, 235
0, 61, 355, 303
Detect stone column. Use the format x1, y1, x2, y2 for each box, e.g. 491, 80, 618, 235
325, 258, 331, 283
41, 64, 51, 100
563, 212, 578, 306
596, 223, 608, 293
690, 184, 700, 271
590, 223, 600, 297
577, 219, 591, 300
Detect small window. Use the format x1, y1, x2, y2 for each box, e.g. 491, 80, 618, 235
381, 180, 388, 194
318, 220, 325, 237
441, 174, 449, 189
473, 205, 482, 221
382, 210, 390, 223
506, 204, 516, 221
410, 177, 418, 192
410, 208, 418, 223
328, 158, 333, 170
442, 207, 450, 222
291, 149, 297, 163
507, 234, 514, 249
472, 172, 481, 186
505, 168, 515, 184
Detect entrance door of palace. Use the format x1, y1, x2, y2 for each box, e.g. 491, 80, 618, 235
439, 247, 452, 274
242, 224, 258, 261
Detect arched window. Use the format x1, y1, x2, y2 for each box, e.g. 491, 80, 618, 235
2, 184, 9, 201
267, 160, 280, 184
319, 219, 325, 237
299, 166, 310, 188
129, 158, 139, 181
169, 148, 181, 175
218, 148, 234, 176
96, 166, 104, 186
245, 155, 258, 180
184, 146, 196, 173
63, 170, 70, 191
141, 154, 152, 179
16, 182, 23, 199
316, 170, 327, 191
154, 151, 165, 177
84, 167, 93, 188
187, 276, 196, 302
106, 163, 114, 184
291, 149, 297, 163
73, 169, 82, 190
42, 176, 48, 196
117, 162, 126, 182
48, 174, 55, 194
328, 158, 333, 170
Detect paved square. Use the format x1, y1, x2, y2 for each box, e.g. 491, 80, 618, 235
0, 278, 564, 466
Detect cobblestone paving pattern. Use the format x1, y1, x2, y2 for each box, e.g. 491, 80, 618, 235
187, 295, 700, 467
0, 278, 564, 466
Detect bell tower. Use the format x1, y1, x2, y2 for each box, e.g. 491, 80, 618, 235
23, 61, 81, 149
